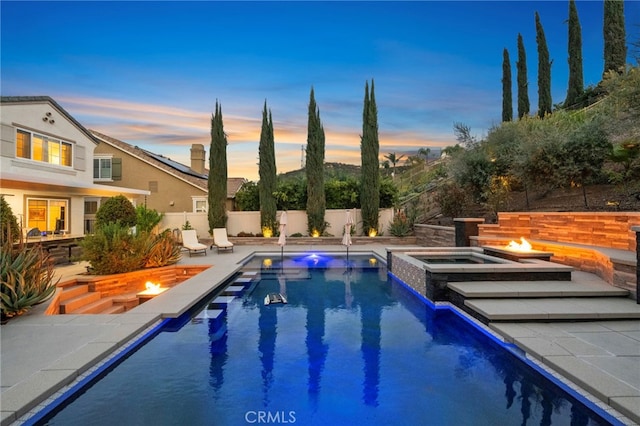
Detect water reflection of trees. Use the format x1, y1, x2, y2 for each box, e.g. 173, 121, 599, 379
391, 281, 594, 426
203, 264, 599, 426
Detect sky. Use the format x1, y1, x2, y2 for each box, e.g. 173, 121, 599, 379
2, 1, 639, 181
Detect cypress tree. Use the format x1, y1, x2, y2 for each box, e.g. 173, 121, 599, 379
565, 0, 584, 107
305, 87, 326, 236
360, 79, 380, 236
536, 12, 552, 118
208, 101, 228, 232
603, 0, 627, 75
502, 48, 513, 122
258, 100, 277, 234
517, 33, 530, 119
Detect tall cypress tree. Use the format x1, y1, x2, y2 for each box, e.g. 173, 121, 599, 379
305, 87, 326, 236
603, 0, 627, 75
517, 33, 530, 119
258, 100, 277, 234
502, 48, 513, 122
565, 0, 584, 107
360, 79, 380, 236
536, 12, 552, 118
208, 101, 228, 232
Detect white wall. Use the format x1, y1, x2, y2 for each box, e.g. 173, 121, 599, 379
160, 208, 395, 238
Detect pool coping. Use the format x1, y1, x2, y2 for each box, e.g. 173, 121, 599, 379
1, 244, 638, 425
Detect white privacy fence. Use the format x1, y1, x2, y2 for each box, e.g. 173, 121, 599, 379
160, 208, 394, 238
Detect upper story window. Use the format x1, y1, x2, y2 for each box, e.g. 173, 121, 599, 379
17, 129, 73, 167
93, 157, 112, 180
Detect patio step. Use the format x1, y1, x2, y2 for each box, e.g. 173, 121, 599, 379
465, 297, 640, 322
71, 297, 115, 314
59, 291, 102, 314
58, 285, 91, 302
99, 304, 126, 315
448, 279, 630, 299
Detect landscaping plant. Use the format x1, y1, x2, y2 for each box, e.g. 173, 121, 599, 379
1, 226, 58, 319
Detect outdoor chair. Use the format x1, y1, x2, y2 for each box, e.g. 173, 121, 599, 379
181, 229, 208, 257
212, 228, 234, 253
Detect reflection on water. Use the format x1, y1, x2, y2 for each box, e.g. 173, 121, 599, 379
39, 255, 611, 426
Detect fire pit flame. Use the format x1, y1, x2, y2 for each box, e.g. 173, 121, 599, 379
505, 237, 532, 252
145, 281, 162, 294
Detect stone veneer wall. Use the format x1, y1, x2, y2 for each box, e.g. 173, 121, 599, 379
414, 224, 455, 247
388, 252, 427, 297
477, 212, 640, 251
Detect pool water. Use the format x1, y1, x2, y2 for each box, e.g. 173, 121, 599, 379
36, 254, 612, 425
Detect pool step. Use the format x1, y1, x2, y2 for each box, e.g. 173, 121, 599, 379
465, 297, 640, 322
208, 296, 236, 310
222, 285, 245, 296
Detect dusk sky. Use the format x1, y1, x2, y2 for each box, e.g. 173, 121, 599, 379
2, 1, 638, 181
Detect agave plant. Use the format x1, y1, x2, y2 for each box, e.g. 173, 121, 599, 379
1, 228, 58, 319
144, 230, 182, 268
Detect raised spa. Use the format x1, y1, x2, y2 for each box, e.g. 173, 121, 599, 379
387, 247, 573, 303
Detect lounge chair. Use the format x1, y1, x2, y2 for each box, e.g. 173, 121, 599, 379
181, 230, 208, 257
212, 228, 234, 253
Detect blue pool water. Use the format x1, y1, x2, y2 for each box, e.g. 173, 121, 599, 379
35, 254, 614, 425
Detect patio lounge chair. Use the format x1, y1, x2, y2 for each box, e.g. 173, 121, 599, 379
212, 228, 234, 253
181, 230, 208, 257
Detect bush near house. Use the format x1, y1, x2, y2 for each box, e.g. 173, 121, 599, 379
81, 196, 181, 275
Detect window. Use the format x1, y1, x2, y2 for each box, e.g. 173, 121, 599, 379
27, 198, 69, 234
93, 157, 112, 180
193, 197, 207, 213
16, 129, 73, 167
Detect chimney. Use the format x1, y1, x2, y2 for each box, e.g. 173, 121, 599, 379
190, 144, 205, 174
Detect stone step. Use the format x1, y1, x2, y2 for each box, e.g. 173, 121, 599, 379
59, 292, 102, 314
465, 297, 640, 322
100, 304, 126, 315
58, 285, 90, 302
71, 297, 114, 314
449, 280, 630, 299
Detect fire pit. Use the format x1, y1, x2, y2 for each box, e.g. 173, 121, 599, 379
137, 281, 169, 303
483, 237, 553, 262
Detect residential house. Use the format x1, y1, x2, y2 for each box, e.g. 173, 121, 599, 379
0, 96, 149, 236
90, 130, 246, 215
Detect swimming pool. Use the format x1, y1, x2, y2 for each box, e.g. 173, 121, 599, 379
32, 253, 616, 425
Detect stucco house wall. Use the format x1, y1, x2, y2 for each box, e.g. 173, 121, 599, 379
0, 96, 148, 236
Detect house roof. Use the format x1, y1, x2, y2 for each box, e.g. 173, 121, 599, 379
0, 96, 98, 145
90, 130, 246, 198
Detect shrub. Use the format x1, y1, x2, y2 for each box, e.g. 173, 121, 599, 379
435, 182, 472, 218
136, 205, 163, 234
95, 195, 137, 229
1, 229, 58, 319
1, 196, 20, 243
388, 210, 412, 237
80, 222, 146, 274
